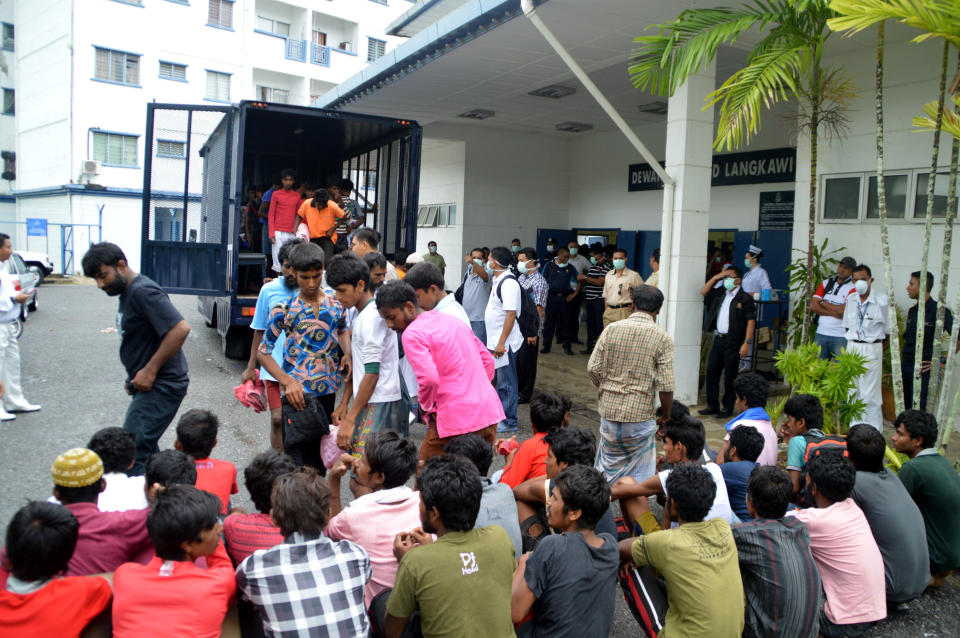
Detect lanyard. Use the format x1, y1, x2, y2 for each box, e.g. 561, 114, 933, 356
857, 298, 871, 340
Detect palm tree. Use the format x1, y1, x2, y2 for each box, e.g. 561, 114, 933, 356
629, 0, 854, 343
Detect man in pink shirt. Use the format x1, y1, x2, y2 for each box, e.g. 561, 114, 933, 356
789, 452, 886, 637
717, 373, 779, 467
376, 281, 504, 461
267, 169, 304, 273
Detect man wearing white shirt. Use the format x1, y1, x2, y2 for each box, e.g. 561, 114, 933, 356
843, 264, 890, 431
0, 233, 40, 420
403, 262, 470, 326
485, 247, 523, 434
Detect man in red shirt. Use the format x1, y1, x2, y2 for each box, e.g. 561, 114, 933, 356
223, 449, 295, 564
112, 485, 236, 638
0, 501, 112, 638
498, 392, 565, 489
174, 409, 238, 514
268, 169, 304, 273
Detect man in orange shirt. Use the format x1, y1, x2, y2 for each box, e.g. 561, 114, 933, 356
267, 169, 303, 273
497, 392, 565, 488
299, 188, 345, 265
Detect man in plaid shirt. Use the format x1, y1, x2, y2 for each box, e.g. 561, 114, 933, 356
516, 247, 547, 404
588, 285, 674, 484
236, 467, 371, 637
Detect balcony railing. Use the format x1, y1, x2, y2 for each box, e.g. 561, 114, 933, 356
285, 38, 307, 62
310, 43, 331, 67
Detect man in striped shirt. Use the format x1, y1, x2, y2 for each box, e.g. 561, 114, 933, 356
732, 466, 822, 638
580, 246, 611, 354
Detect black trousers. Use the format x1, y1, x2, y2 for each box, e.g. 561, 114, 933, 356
517, 337, 538, 402
281, 393, 335, 474
585, 298, 605, 350
310, 237, 335, 267
542, 294, 574, 347
705, 334, 742, 412
902, 360, 932, 411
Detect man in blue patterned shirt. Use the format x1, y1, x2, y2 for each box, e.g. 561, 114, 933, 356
516, 247, 546, 404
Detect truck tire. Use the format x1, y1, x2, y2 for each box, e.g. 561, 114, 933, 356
222, 326, 252, 360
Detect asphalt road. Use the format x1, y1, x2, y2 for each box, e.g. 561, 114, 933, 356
1, 283, 958, 637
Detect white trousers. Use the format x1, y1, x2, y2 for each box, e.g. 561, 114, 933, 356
271, 231, 296, 273
846, 340, 883, 431
0, 321, 30, 410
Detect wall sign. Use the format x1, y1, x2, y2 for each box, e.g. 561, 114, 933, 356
758, 190, 795, 231
26, 218, 47, 237
628, 147, 796, 192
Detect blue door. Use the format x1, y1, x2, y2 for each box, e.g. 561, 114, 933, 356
636, 231, 661, 279
536, 229, 576, 260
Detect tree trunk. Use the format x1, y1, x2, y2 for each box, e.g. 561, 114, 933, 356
914, 41, 949, 395
802, 70, 821, 344
875, 22, 906, 415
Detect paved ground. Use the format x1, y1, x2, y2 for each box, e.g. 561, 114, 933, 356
1, 283, 958, 636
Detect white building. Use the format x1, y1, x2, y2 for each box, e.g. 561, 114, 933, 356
314, 0, 956, 404
13, 0, 411, 270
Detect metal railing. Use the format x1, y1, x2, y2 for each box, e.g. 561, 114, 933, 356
310, 42, 331, 67
285, 38, 307, 62
0, 217, 103, 275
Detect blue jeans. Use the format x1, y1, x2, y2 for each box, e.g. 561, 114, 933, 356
814, 333, 847, 360
123, 383, 187, 475
494, 347, 519, 429
470, 320, 487, 345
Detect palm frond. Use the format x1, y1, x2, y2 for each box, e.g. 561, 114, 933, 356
828, 0, 960, 49
914, 95, 960, 138
708, 44, 810, 150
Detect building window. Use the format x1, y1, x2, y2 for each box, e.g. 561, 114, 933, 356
208, 0, 234, 29
257, 86, 289, 104
822, 169, 958, 222
822, 176, 861, 220
1, 23, 13, 51
157, 140, 186, 158
366, 37, 386, 62
865, 174, 908, 219
94, 47, 141, 86
92, 131, 138, 167
416, 204, 456, 228
915, 172, 956, 218
159, 61, 187, 82
2, 89, 13, 115
205, 71, 231, 101
257, 17, 290, 36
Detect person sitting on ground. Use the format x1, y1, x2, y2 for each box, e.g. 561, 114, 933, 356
0, 502, 112, 638
788, 452, 887, 637
655, 402, 716, 463
48, 448, 152, 576
405, 261, 470, 324
383, 455, 516, 638
174, 409, 238, 514
611, 422, 737, 529
892, 410, 960, 588
511, 464, 619, 638
328, 254, 407, 462
513, 427, 619, 548
445, 432, 523, 560
143, 449, 197, 504
717, 372, 779, 466
781, 393, 831, 496
618, 463, 745, 637
112, 485, 236, 638
222, 449, 296, 565
731, 466, 822, 638
720, 426, 765, 522
847, 423, 929, 604
87, 426, 148, 511
237, 467, 371, 636
498, 392, 566, 489
326, 431, 422, 608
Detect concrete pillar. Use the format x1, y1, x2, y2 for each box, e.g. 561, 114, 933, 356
663, 61, 715, 405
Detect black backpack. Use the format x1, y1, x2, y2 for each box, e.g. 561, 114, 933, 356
496, 275, 540, 338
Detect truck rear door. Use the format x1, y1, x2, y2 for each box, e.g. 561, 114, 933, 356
140, 103, 235, 295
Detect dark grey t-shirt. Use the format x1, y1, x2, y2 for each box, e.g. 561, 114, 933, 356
117, 275, 189, 393
523, 532, 619, 638
852, 469, 930, 602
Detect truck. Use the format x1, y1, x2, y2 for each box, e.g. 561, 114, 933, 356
139, 101, 422, 358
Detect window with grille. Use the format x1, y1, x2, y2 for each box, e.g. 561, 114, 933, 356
208, 0, 234, 28
2, 89, 12, 115
92, 131, 138, 167
159, 61, 187, 82
256, 86, 289, 104
94, 47, 140, 86
257, 17, 290, 36
206, 71, 231, 101
366, 37, 386, 62
157, 140, 186, 158
1, 23, 13, 50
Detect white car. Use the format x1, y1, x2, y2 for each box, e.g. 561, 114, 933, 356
5, 252, 38, 315
15, 250, 54, 284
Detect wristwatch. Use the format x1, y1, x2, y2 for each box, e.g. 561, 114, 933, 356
745, 338, 753, 344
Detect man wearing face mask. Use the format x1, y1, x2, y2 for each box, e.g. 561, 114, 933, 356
581, 246, 612, 354
421, 241, 446, 279
741, 245, 772, 296
843, 265, 889, 431
566, 240, 591, 276
540, 247, 579, 356
460, 248, 492, 343
511, 238, 522, 255
516, 247, 547, 403
484, 247, 525, 433
810, 256, 858, 360
699, 266, 756, 418
602, 249, 642, 328
540, 237, 559, 269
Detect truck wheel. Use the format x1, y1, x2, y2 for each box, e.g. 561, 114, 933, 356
205, 302, 217, 328
222, 326, 252, 360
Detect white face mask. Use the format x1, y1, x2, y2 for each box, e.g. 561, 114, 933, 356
854, 279, 869, 295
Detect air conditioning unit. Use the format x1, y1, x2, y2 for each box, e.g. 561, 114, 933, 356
81, 160, 101, 176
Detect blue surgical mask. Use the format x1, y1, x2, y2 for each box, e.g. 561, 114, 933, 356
518, 262, 529, 274
485, 262, 495, 275
590, 256, 597, 265
512, 245, 521, 253
724, 277, 736, 291
473, 258, 483, 267
569, 247, 578, 256
744, 258, 753, 268
612, 258, 626, 270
